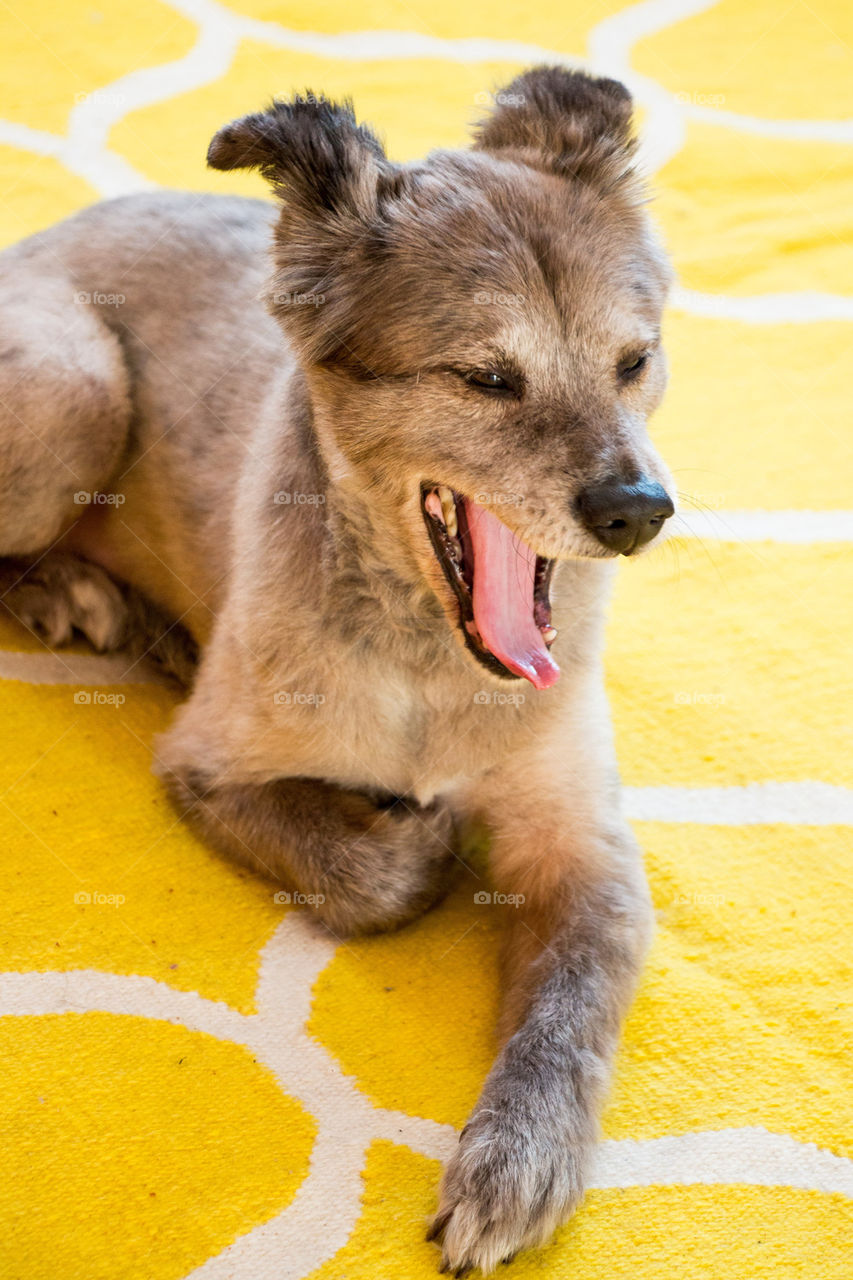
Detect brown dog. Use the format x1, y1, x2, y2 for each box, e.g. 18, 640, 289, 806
0, 68, 675, 1273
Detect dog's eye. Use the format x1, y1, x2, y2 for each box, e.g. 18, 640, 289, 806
465, 370, 513, 392
619, 353, 649, 382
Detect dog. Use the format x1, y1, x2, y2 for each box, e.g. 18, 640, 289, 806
0, 67, 675, 1274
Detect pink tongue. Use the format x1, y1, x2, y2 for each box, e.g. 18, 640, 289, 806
464, 498, 560, 690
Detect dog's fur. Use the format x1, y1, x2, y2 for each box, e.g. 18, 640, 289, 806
0, 69, 675, 1273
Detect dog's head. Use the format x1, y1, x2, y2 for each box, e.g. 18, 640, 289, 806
209, 69, 675, 689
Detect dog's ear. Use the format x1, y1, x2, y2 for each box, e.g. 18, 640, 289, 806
208, 95, 406, 366
472, 67, 637, 193
208, 95, 392, 221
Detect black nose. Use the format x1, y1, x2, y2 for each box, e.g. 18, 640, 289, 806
576, 477, 674, 554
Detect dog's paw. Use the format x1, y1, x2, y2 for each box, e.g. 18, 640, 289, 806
316, 794, 458, 937
2, 553, 127, 651
427, 1105, 584, 1275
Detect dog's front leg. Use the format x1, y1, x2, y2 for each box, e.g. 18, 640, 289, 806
160, 767, 457, 938
430, 706, 652, 1274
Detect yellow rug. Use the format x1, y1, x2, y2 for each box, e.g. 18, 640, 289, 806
1, 1, 851, 1276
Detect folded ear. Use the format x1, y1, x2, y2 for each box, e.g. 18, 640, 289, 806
208, 94, 391, 221
208, 94, 406, 365
472, 67, 637, 194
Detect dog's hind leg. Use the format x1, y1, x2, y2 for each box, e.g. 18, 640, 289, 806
0, 553, 198, 685
0, 553, 128, 652
0, 262, 190, 674
0, 266, 132, 558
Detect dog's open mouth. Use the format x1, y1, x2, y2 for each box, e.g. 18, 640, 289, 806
421, 485, 560, 690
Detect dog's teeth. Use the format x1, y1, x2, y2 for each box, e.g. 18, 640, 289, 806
542, 626, 557, 643
425, 490, 444, 524
438, 485, 457, 537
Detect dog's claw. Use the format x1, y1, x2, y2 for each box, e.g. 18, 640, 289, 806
427, 1208, 452, 1244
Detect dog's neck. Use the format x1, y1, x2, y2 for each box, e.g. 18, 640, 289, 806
323, 478, 445, 644
266, 390, 447, 664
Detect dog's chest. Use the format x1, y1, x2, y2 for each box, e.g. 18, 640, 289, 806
271, 655, 521, 802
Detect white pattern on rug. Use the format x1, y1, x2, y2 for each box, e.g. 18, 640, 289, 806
0, 911, 850, 1279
